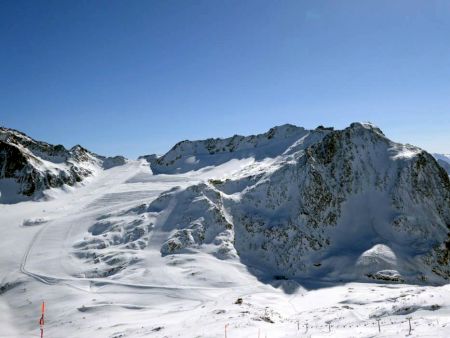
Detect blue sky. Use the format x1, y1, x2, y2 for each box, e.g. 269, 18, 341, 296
1, 0, 449, 158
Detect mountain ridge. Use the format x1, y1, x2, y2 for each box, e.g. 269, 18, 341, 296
0, 126, 125, 202
66, 122, 450, 285
1, 123, 449, 284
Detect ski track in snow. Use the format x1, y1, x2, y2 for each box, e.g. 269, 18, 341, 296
1, 159, 450, 337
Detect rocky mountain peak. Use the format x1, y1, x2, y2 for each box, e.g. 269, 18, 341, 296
131, 122, 450, 285
0, 127, 125, 202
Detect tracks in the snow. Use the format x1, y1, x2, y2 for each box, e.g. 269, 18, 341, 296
19, 161, 226, 294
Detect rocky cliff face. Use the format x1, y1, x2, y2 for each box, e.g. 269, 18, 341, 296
0, 127, 125, 202
144, 123, 450, 284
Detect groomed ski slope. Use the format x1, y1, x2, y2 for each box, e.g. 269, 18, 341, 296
1, 159, 450, 338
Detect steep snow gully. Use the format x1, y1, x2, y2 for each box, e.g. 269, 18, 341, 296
1, 122, 450, 338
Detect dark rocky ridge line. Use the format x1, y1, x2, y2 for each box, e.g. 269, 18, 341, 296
0, 127, 125, 201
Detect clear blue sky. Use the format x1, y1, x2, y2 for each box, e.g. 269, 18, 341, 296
1, 0, 449, 158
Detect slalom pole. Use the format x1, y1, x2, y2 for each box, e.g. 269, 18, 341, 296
39, 301, 45, 338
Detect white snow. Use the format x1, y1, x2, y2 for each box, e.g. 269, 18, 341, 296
1, 158, 450, 338
389, 143, 421, 160
1, 123, 450, 338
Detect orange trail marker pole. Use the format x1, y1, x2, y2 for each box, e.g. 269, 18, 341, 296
39, 301, 45, 338
224, 323, 229, 338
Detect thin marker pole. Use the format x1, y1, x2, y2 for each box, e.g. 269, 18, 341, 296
39, 301, 45, 338
407, 317, 412, 335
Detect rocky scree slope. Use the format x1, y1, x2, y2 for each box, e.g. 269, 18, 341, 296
141, 123, 450, 285
0, 127, 125, 201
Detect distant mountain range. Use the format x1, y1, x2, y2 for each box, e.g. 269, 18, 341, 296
433, 153, 450, 174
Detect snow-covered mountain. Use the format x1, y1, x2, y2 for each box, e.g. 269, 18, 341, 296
434, 153, 450, 163
2, 122, 450, 338
0, 127, 125, 202
80, 123, 450, 285
144, 124, 329, 174
434, 153, 450, 174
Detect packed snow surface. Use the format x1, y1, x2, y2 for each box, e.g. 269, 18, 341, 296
1, 123, 450, 337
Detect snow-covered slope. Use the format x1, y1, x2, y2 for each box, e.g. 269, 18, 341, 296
144, 124, 331, 174
0, 127, 125, 203
1, 123, 450, 338
141, 123, 450, 285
